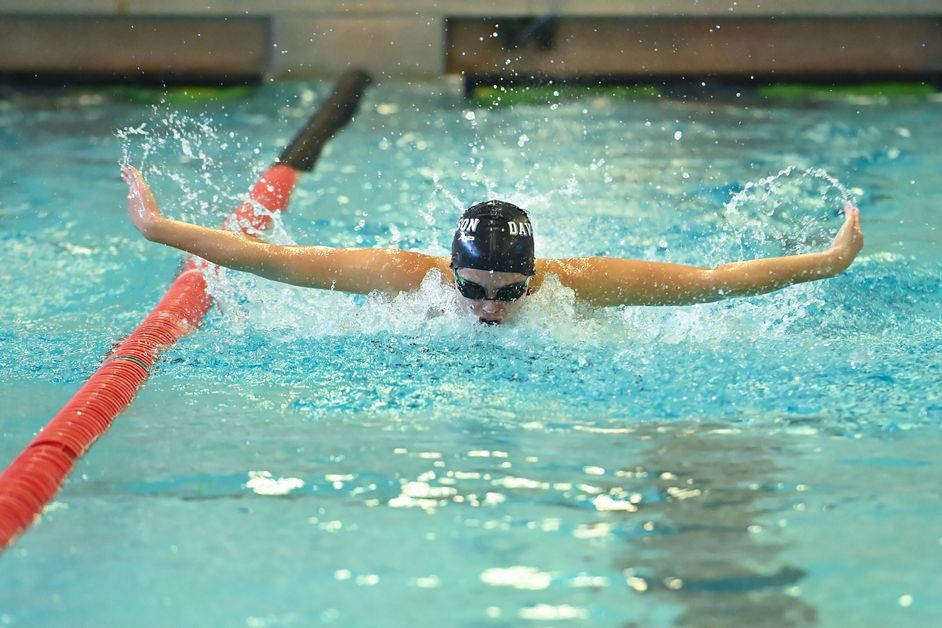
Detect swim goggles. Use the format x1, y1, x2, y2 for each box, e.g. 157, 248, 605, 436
453, 269, 529, 302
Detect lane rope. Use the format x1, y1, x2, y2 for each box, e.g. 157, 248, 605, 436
0, 69, 372, 551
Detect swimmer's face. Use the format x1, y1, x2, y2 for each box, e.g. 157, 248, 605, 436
452, 268, 531, 325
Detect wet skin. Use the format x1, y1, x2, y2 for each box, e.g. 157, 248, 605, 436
453, 268, 532, 325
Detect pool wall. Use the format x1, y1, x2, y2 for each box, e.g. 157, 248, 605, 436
0, 1, 940, 82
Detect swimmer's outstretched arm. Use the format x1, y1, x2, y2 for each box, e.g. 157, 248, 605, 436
542, 205, 863, 307
123, 167, 445, 295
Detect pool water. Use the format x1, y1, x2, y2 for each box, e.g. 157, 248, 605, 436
1, 81, 940, 627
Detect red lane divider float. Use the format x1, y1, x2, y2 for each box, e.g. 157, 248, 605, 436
0, 163, 299, 550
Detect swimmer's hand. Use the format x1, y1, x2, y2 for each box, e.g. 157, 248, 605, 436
825, 204, 864, 274
122, 166, 165, 240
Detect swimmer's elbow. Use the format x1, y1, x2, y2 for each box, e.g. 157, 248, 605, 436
647, 267, 724, 305
631, 262, 723, 305
695, 268, 728, 302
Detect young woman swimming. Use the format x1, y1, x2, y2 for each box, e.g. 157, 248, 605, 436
123, 165, 863, 325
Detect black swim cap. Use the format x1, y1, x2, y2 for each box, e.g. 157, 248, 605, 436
450, 200, 535, 276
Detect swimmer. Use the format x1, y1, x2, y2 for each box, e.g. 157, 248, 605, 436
123, 165, 862, 325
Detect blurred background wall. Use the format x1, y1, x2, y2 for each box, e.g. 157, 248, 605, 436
0, 1, 939, 83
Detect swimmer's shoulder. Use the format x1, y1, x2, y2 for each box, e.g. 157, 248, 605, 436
373, 249, 445, 269
531, 257, 589, 292
384, 250, 450, 286
409, 251, 451, 276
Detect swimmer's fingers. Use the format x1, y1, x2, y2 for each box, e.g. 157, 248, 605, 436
121, 166, 164, 238
827, 204, 863, 271
121, 166, 155, 208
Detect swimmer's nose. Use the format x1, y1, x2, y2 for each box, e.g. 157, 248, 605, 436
481, 299, 499, 313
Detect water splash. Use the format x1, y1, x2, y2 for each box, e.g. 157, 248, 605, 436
721, 166, 858, 261
114, 100, 864, 354
116, 108, 274, 229
205, 161, 856, 348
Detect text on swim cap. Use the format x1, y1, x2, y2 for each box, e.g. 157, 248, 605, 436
457, 218, 480, 232
507, 222, 532, 236
457, 218, 532, 237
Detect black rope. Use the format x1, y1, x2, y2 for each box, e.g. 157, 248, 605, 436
278, 68, 373, 172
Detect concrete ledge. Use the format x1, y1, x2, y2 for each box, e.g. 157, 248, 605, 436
0, 15, 269, 81
448, 17, 942, 78
271, 16, 445, 78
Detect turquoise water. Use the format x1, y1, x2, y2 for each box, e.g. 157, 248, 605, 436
1, 81, 941, 627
